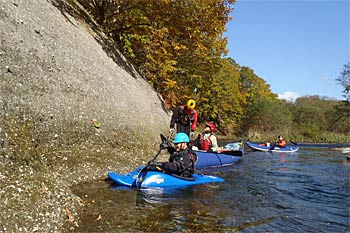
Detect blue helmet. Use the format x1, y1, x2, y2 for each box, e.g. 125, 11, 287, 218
173, 133, 190, 143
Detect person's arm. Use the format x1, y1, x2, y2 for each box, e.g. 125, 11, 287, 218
191, 110, 198, 131
162, 161, 181, 173
193, 134, 200, 147
210, 135, 219, 152
167, 146, 176, 155
163, 152, 192, 174
275, 140, 279, 146
170, 107, 179, 128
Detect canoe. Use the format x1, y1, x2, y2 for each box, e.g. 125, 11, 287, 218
193, 142, 244, 168
329, 147, 350, 154
108, 166, 224, 188
246, 141, 299, 153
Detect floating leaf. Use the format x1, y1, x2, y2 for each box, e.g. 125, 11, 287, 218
65, 207, 74, 222
96, 214, 102, 221
92, 119, 102, 128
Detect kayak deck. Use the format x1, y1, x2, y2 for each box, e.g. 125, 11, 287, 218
108, 166, 145, 187
108, 166, 224, 188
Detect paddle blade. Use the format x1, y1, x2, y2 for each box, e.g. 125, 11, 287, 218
290, 140, 298, 146
160, 134, 167, 143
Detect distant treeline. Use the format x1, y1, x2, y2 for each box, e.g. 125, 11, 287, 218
74, 0, 349, 142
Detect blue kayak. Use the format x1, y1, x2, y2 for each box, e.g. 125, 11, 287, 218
108, 166, 224, 188
246, 141, 299, 153
193, 142, 244, 168
108, 166, 144, 187
136, 169, 224, 188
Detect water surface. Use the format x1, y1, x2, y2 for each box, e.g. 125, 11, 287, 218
72, 145, 350, 232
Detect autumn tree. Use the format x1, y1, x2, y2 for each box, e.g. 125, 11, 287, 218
76, 0, 299, 137
78, 0, 235, 108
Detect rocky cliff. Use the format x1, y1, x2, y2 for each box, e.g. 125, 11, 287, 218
0, 0, 170, 231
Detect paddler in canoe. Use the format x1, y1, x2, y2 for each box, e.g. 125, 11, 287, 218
192, 121, 220, 152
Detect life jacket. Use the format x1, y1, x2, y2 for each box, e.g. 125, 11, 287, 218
198, 133, 213, 151
169, 149, 197, 177
277, 139, 287, 147
178, 106, 195, 126
170, 149, 197, 164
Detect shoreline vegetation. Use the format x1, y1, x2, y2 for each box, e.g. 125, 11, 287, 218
217, 132, 350, 144
194, 125, 350, 144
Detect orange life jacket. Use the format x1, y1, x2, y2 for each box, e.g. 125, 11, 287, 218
277, 139, 286, 147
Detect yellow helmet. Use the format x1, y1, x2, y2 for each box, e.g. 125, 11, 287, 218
186, 99, 196, 109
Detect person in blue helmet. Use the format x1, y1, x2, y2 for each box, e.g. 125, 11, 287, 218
147, 133, 197, 177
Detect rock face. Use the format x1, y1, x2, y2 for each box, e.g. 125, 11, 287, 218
0, 0, 171, 231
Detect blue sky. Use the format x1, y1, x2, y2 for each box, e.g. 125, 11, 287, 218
224, 0, 349, 101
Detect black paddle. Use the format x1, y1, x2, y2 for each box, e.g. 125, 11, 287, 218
290, 140, 298, 146
218, 149, 243, 157
137, 134, 169, 179
269, 144, 276, 151
147, 133, 174, 166
135, 133, 175, 187
149, 147, 163, 164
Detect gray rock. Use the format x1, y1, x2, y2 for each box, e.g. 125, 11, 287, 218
0, 0, 171, 231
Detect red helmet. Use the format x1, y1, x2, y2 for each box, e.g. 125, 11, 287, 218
205, 121, 216, 132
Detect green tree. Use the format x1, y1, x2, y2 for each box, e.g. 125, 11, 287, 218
329, 62, 350, 132
195, 58, 244, 134
324, 100, 349, 134
238, 66, 278, 135
291, 95, 344, 140
336, 62, 350, 102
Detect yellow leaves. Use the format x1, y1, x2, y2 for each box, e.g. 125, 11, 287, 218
163, 79, 177, 89
196, 43, 208, 52
174, 44, 187, 51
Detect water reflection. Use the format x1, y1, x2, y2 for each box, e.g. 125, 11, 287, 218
136, 186, 192, 205
101, 183, 228, 232
109, 183, 221, 205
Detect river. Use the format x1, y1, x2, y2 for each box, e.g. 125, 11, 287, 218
72, 144, 350, 232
